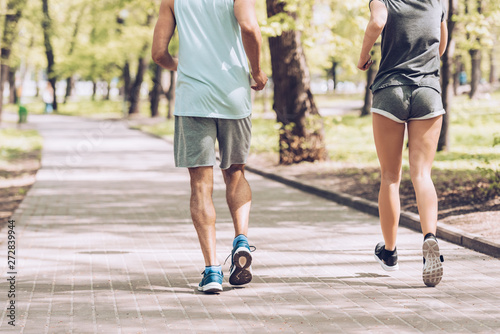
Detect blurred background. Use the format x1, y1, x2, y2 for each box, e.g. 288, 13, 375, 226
0, 0, 499, 234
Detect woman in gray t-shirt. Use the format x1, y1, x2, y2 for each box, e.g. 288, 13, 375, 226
357, 0, 448, 287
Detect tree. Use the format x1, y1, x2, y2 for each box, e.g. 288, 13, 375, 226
0, 0, 28, 124
467, 0, 483, 99
41, 0, 57, 111
149, 63, 162, 117
63, 4, 86, 103
439, 0, 459, 152
128, 42, 150, 115
266, 0, 327, 164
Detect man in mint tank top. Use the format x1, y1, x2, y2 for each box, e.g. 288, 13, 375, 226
152, 0, 267, 293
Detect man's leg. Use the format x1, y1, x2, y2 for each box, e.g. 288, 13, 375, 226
221, 164, 251, 237
221, 164, 254, 285
188, 166, 218, 267
372, 113, 406, 251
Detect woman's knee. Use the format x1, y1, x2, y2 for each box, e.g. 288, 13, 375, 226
380, 169, 401, 185
409, 166, 432, 184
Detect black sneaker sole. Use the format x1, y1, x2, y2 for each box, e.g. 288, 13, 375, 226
423, 238, 443, 287
229, 247, 252, 286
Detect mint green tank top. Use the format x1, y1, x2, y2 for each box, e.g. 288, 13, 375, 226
174, 0, 251, 119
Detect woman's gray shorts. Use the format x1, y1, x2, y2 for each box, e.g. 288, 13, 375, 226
174, 116, 252, 169
372, 85, 445, 123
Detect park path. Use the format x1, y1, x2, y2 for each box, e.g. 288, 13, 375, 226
1, 114, 500, 333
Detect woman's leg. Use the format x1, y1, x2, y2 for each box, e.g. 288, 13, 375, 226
372, 113, 406, 251
407, 116, 442, 236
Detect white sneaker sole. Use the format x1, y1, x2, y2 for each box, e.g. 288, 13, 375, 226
422, 238, 443, 287
374, 254, 399, 271
198, 282, 222, 293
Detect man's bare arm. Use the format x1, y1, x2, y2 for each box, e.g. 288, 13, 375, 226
234, 0, 267, 90
152, 0, 178, 71
357, 0, 387, 71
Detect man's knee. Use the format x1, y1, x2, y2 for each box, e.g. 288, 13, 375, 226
189, 167, 213, 193
223, 164, 245, 176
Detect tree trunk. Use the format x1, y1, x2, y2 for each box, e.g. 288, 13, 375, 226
128, 51, 149, 115
42, 0, 57, 111
489, 49, 496, 84
64, 76, 73, 103
92, 80, 97, 101
0, 0, 28, 124
266, 0, 326, 165
8, 67, 16, 104
331, 61, 338, 91
105, 80, 111, 100
34, 68, 40, 97
150, 63, 162, 117
63, 8, 82, 104
166, 70, 176, 119
467, 0, 482, 100
0, 65, 8, 115
122, 61, 131, 98
361, 59, 377, 117
438, 0, 458, 152
469, 49, 481, 99
452, 56, 462, 96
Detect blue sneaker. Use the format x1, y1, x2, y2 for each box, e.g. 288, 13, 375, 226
228, 236, 255, 286
198, 267, 223, 293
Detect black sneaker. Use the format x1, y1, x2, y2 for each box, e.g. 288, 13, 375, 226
374, 242, 399, 271
422, 233, 444, 287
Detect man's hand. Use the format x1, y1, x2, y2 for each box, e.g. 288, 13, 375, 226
358, 54, 374, 71
251, 69, 268, 91
169, 58, 179, 72
234, 0, 267, 90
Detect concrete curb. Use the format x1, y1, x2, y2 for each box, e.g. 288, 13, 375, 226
245, 164, 500, 258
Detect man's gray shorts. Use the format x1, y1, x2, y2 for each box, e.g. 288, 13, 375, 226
174, 116, 252, 169
372, 85, 445, 123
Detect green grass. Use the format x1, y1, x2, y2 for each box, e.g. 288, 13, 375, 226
7, 89, 498, 172
137, 120, 176, 141
0, 129, 43, 166
7, 96, 171, 119
11, 99, 124, 119
251, 92, 500, 170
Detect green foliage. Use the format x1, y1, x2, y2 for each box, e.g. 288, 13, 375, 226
260, 12, 297, 37
493, 134, 500, 147
10, 0, 159, 83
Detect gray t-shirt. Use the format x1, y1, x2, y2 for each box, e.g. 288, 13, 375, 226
370, 0, 447, 93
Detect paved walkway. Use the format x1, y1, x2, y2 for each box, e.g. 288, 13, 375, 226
1, 114, 500, 333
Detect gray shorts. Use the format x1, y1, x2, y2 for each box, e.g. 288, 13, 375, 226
174, 116, 252, 169
372, 85, 445, 123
